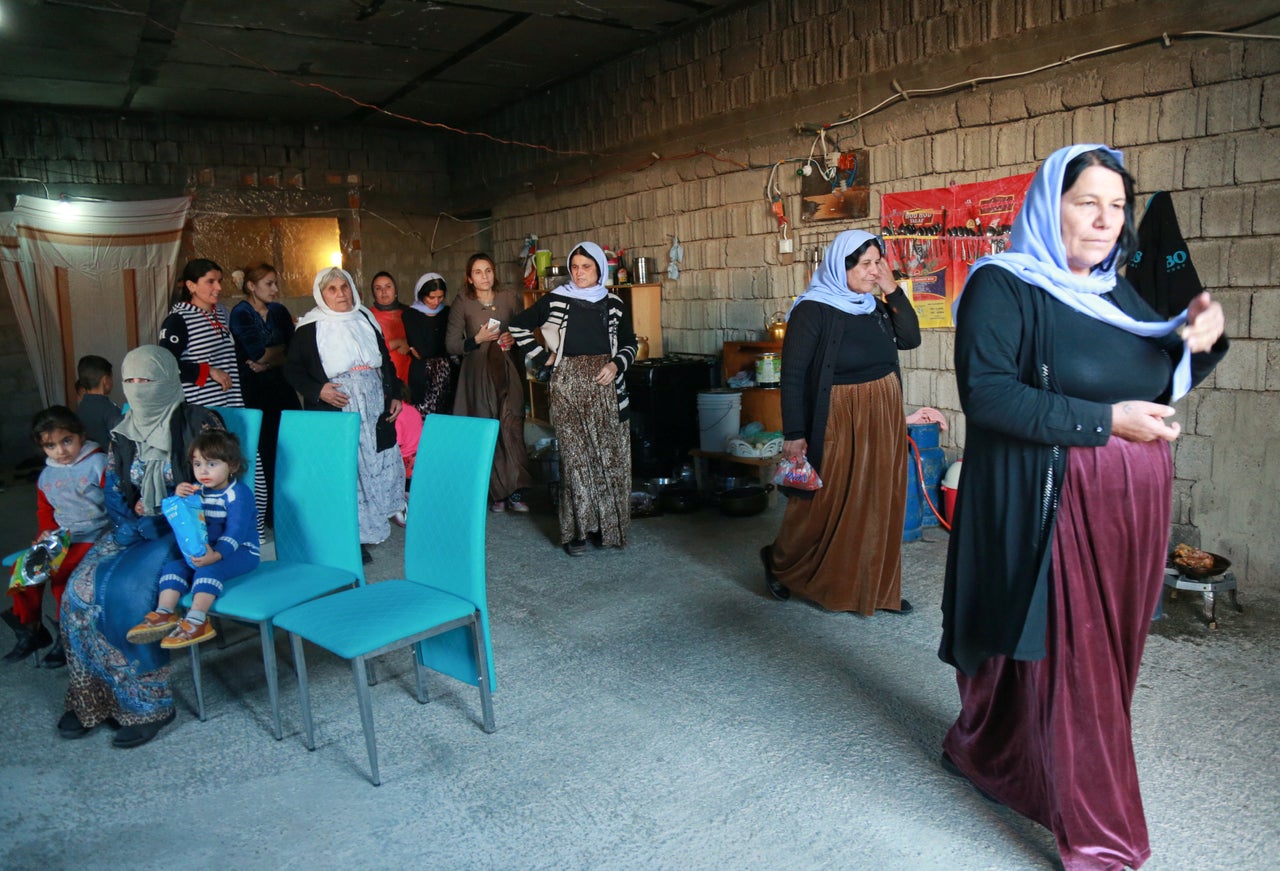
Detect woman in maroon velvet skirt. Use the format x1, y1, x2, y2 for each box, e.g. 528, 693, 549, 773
939, 144, 1228, 870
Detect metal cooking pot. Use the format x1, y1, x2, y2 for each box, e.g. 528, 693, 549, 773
719, 484, 773, 517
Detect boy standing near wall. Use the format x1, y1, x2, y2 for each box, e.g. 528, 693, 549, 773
74, 355, 123, 450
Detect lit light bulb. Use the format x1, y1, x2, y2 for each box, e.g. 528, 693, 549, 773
329, 251, 343, 267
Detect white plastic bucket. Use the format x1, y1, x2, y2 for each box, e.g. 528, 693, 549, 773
697, 390, 742, 452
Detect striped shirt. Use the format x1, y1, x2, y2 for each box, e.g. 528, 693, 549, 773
159, 302, 245, 408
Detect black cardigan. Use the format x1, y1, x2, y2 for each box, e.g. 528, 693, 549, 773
284, 312, 399, 452
939, 266, 1229, 675
779, 288, 921, 474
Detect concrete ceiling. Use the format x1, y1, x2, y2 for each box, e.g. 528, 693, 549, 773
0, 0, 737, 127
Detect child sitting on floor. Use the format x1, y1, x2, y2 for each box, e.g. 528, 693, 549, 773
2, 406, 111, 667
126, 429, 259, 649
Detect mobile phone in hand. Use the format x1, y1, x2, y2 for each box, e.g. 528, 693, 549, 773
486, 317, 501, 331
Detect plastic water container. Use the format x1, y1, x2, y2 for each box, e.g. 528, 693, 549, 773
697, 390, 742, 452
908, 422, 946, 527
903, 450, 923, 542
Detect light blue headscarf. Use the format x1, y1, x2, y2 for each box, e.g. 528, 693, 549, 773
959, 143, 1191, 400
554, 241, 609, 303
787, 229, 880, 320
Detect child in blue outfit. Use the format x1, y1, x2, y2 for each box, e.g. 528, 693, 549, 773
125, 429, 259, 648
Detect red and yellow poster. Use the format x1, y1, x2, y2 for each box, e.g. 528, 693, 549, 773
881, 172, 1033, 328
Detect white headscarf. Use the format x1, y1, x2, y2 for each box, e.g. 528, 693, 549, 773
411, 272, 447, 315
113, 345, 185, 513
553, 241, 609, 303
296, 267, 383, 378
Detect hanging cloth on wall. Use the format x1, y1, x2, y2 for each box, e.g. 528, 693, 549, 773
0, 195, 190, 407
1126, 191, 1202, 318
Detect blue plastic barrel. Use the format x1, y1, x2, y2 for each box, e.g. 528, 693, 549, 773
903, 447, 922, 542
908, 422, 946, 528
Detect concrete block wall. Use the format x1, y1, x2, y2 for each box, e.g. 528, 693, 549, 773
0, 108, 453, 463
454, 0, 1280, 589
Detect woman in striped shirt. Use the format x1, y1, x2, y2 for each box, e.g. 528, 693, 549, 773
160, 259, 244, 408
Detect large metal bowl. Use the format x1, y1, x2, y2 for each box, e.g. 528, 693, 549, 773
1168, 551, 1231, 581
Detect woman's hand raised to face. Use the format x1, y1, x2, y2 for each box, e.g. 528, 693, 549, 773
1111, 400, 1180, 443
319, 382, 349, 409
1183, 292, 1225, 353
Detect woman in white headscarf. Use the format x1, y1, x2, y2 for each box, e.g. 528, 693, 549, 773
59, 345, 227, 749
509, 241, 637, 555
401, 272, 457, 416
285, 267, 404, 561
760, 229, 921, 613
939, 144, 1227, 870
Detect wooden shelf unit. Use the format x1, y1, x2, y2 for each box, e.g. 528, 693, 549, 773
721, 340, 783, 433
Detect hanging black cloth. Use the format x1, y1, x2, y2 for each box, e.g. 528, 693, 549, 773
1126, 191, 1202, 317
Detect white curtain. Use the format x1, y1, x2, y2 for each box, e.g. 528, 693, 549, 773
0, 196, 189, 406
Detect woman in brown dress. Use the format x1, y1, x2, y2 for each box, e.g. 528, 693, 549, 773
761, 229, 920, 614
446, 253, 532, 513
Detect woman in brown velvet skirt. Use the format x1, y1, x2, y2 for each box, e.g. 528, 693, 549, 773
939, 144, 1228, 870
446, 253, 533, 513
761, 229, 920, 614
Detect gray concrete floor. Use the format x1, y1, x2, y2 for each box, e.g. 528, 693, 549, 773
0, 469, 1277, 870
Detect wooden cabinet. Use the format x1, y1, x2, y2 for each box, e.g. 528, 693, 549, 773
722, 340, 783, 433
520, 283, 663, 426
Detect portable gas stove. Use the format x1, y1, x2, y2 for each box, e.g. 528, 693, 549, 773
1163, 551, 1242, 629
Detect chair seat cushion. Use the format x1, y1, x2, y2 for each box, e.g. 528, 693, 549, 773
180, 561, 360, 622
273, 580, 476, 660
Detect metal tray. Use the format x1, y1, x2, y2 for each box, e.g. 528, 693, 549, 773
1168, 551, 1231, 581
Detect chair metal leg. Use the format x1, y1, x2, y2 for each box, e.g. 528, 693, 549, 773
367, 657, 378, 686
259, 622, 282, 740
412, 643, 429, 704
189, 645, 206, 721
469, 615, 496, 734
289, 632, 315, 751
352, 656, 381, 786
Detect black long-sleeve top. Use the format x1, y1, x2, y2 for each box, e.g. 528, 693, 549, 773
779, 288, 921, 470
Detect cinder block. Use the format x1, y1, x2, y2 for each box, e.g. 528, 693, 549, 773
1112, 99, 1158, 147
1201, 187, 1253, 238
1251, 183, 1280, 235
726, 235, 763, 267
1182, 138, 1235, 188
1250, 290, 1280, 339
1205, 80, 1262, 135
1212, 339, 1265, 390
1242, 36, 1280, 77
1022, 82, 1064, 117
1144, 53, 1194, 94
924, 101, 959, 134
1032, 115, 1068, 160
962, 127, 992, 170
899, 137, 928, 178
996, 123, 1029, 166
1233, 130, 1280, 183
1060, 69, 1104, 110
956, 92, 991, 127
932, 130, 961, 173
1173, 434, 1214, 480
1227, 237, 1275, 287
1268, 340, 1280, 391
1072, 105, 1110, 146
1156, 90, 1200, 141
989, 89, 1028, 123
1192, 41, 1244, 86
1103, 61, 1151, 102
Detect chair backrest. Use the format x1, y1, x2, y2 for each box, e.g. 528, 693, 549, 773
212, 406, 263, 486
273, 410, 364, 582
407, 414, 499, 689
405, 414, 499, 601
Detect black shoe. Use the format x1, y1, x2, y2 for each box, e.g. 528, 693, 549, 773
361, 545, 373, 565
41, 636, 66, 669
58, 709, 94, 739
563, 539, 587, 556
587, 531, 603, 548
879, 598, 913, 615
112, 708, 176, 749
3, 620, 53, 663
760, 546, 790, 601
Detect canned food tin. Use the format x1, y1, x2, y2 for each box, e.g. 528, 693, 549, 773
757, 352, 781, 387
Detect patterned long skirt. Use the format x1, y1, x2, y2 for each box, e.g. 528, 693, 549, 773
334, 367, 406, 545
549, 355, 631, 546
771, 375, 907, 614
414, 356, 457, 417
62, 534, 183, 727
942, 437, 1172, 871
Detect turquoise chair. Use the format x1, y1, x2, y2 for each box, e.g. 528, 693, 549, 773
212, 406, 260, 486
184, 410, 364, 739
274, 414, 499, 786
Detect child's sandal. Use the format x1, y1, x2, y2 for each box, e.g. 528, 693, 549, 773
160, 618, 217, 649
125, 611, 180, 644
